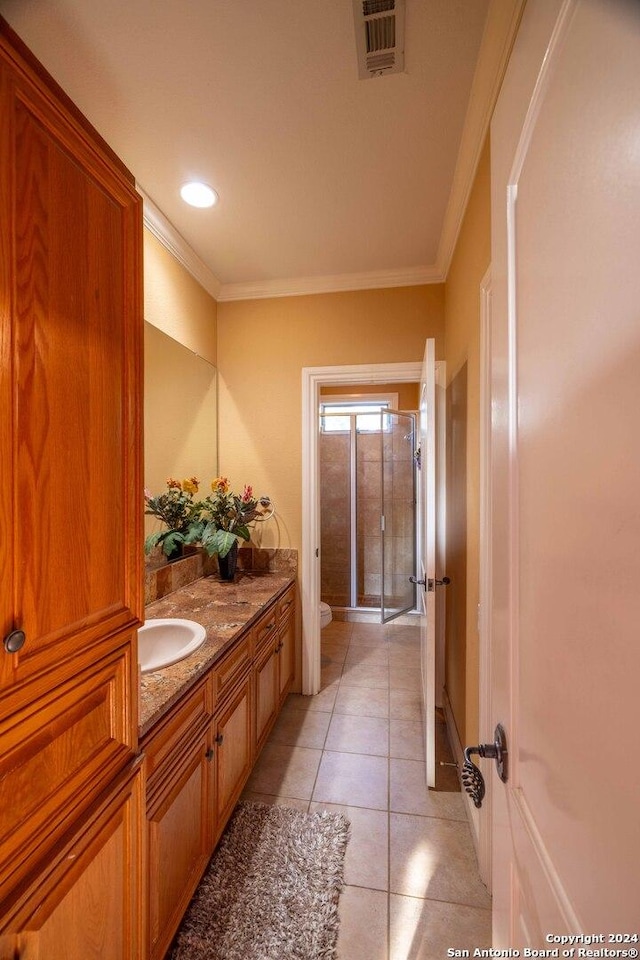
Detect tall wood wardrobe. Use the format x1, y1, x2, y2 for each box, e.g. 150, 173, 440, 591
0, 17, 145, 957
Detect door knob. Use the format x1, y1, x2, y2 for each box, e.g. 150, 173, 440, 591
462, 724, 508, 808
4, 628, 26, 654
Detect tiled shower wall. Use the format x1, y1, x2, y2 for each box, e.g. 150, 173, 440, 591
320, 432, 352, 607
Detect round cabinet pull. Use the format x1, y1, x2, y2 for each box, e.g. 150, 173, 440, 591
215, 733, 224, 746
206, 747, 214, 761
4, 629, 26, 654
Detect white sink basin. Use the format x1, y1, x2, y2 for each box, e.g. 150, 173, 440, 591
138, 618, 207, 674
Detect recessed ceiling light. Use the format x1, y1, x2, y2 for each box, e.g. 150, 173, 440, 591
180, 181, 218, 208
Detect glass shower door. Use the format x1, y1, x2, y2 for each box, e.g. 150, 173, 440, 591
381, 411, 417, 623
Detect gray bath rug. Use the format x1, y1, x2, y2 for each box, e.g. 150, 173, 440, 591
170, 800, 351, 960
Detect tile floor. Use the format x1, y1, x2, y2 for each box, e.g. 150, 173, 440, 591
242, 618, 492, 960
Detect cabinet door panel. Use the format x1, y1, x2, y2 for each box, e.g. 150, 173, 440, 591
277, 613, 295, 702
147, 732, 212, 960
215, 673, 252, 834
0, 760, 145, 959
0, 636, 135, 905
0, 60, 142, 691
255, 639, 278, 753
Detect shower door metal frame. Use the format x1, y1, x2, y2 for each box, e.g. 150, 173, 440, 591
380, 409, 418, 624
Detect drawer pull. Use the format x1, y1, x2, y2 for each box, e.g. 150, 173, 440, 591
215, 733, 224, 746
259, 620, 276, 637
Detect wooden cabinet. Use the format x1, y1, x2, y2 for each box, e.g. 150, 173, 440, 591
140, 584, 297, 954
143, 681, 213, 960
213, 669, 253, 841
276, 585, 296, 704
254, 607, 280, 752
0, 759, 146, 960
0, 18, 143, 948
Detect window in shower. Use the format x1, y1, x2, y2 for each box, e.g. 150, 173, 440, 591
319, 400, 416, 622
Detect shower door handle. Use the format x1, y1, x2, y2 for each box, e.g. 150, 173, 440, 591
409, 576, 426, 587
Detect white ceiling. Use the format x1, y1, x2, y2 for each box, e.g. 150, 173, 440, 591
1, 0, 504, 300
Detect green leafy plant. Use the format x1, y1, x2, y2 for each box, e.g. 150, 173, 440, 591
197, 477, 272, 558
144, 477, 203, 558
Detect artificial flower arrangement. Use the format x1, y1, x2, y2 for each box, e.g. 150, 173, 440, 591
144, 476, 272, 560
144, 477, 203, 558
198, 477, 273, 558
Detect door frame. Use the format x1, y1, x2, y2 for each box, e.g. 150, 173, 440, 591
477, 265, 493, 887
301, 361, 422, 695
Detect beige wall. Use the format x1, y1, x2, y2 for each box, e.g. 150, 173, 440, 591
144, 229, 217, 365
321, 381, 420, 410
217, 286, 444, 556
443, 135, 491, 747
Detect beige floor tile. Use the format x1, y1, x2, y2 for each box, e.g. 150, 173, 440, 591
349, 629, 390, 649
345, 644, 390, 666
310, 802, 389, 891
390, 759, 466, 820
390, 720, 424, 761
244, 742, 322, 800
312, 750, 389, 809
285, 684, 338, 713
388, 647, 421, 668
268, 704, 331, 749
326, 714, 390, 757
334, 685, 390, 719
322, 662, 344, 687
321, 633, 351, 651
390, 688, 423, 721
341, 661, 390, 689
390, 813, 490, 907
337, 886, 389, 960
321, 642, 348, 665
389, 664, 421, 692
240, 791, 310, 812
389, 895, 491, 960
321, 621, 354, 640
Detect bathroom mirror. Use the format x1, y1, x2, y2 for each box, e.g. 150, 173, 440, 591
144, 322, 218, 535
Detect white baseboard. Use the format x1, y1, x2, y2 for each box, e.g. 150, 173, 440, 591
442, 688, 481, 854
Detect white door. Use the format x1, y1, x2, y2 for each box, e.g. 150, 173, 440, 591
490, 0, 640, 942
419, 339, 437, 787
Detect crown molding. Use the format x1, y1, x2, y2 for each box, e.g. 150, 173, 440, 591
216, 264, 444, 302
435, 0, 526, 279
137, 185, 222, 301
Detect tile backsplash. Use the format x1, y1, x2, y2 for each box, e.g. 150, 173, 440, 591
144, 546, 298, 604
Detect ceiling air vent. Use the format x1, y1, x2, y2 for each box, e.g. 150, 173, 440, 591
353, 0, 405, 79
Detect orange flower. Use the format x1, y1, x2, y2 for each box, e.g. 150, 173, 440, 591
182, 477, 199, 495
211, 476, 230, 495
166, 477, 182, 490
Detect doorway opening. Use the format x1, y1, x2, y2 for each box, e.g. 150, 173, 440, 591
319, 396, 418, 621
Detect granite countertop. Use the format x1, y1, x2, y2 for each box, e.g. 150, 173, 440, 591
139, 572, 293, 737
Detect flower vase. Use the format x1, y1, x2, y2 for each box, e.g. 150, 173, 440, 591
217, 541, 239, 581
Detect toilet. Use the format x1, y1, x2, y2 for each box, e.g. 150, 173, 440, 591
320, 601, 333, 629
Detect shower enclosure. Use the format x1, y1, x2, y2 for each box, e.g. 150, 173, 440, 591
319, 403, 417, 623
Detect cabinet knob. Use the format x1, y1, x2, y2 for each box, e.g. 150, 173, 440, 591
215, 733, 224, 746
4, 629, 26, 654
206, 747, 214, 761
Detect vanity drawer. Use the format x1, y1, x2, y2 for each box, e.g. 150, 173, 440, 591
277, 585, 295, 623
253, 604, 278, 655
142, 678, 212, 793
213, 635, 251, 706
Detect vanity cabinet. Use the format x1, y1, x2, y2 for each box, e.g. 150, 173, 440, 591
141, 583, 296, 957
0, 17, 143, 949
